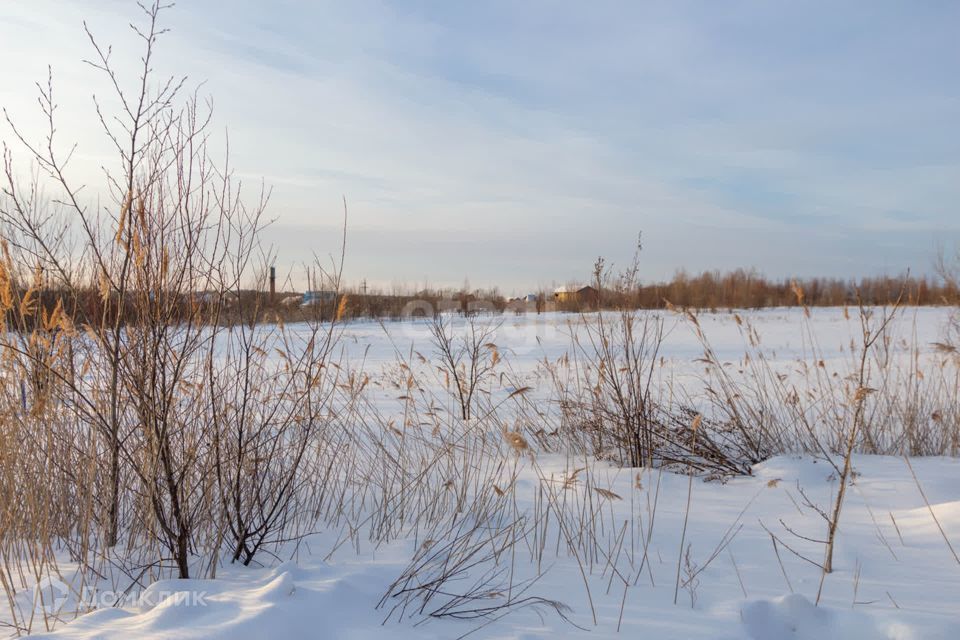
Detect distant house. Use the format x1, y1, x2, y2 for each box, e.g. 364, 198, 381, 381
301, 290, 338, 306
191, 291, 218, 305
504, 293, 542, 314
189, 291, 239, 306
554, 285, 599, 307
435, 291, 481, 315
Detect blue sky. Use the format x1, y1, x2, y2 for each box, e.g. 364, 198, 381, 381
1, 1, 958, 291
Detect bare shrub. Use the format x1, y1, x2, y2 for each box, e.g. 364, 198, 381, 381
0, 3, 349, 628
546, 310, 755, 477
429, 313, 502, 421
209, 273, 351, 567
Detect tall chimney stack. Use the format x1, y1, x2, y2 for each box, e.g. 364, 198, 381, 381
269, 265, 276, 303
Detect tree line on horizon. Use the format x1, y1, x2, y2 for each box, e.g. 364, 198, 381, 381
2, 268, 955, 327
594, 268, 956, 312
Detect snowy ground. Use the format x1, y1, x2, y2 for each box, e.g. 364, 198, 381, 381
14, 308, 960, 639
27, 454, 960, 640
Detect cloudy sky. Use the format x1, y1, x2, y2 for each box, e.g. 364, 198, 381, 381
1, 1, 958, 292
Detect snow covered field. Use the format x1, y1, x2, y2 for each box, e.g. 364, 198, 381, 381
28, 454, 960, 640
9, 307, 960, 639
